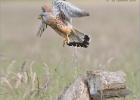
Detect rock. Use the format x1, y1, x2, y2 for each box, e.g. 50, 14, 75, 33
58, 76, 90, 100
59, 70, 131, 100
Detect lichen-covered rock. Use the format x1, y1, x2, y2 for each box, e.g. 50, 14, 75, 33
87, 70, 126, 91
58, 76, 90, 100
59, 70, 131, 100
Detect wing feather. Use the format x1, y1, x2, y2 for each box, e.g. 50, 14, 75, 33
37, 13, 48, 37
53, 0, 89, 23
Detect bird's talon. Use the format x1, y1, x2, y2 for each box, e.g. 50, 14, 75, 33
63, 40, 66, 47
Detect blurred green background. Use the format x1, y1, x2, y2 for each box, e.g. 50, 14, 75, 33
0, 0, 139, 100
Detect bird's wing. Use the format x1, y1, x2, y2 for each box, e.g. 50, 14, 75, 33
36, 7, 48, 37
53, 0, 89, 23
37, 15, 48, 37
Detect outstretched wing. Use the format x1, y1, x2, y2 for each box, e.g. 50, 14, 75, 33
53, 0, 89, 23
37, 19, 47, 37
37, 7, 48, 37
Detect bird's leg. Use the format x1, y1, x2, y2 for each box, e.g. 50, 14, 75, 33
63, 38, 67, 47
66, 34, 70, 44
63, 34, 70, 47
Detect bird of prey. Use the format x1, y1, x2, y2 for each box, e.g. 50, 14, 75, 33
37, 0, 90, 48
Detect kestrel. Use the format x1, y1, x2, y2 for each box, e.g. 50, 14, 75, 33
37, 0, 90, 48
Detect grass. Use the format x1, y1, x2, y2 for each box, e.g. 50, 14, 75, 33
0, 51, 139, 100
0, 0, 139, 100
0, 50, 139, 100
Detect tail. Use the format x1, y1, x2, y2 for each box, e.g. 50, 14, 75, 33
67, 29, 90, 48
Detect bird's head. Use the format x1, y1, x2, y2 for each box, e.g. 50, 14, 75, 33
38, 6, 53, 21
38, 7, 49, 22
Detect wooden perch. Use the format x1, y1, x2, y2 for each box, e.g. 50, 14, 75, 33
59, 70, 131, 100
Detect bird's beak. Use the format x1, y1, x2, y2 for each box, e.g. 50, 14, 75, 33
37, 13, 44, 20
38, 15, 42, 20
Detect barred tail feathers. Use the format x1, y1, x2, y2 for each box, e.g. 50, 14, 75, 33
67, 29, 90, 48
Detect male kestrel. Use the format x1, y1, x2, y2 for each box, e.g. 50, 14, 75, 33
37, 0, 90, 48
